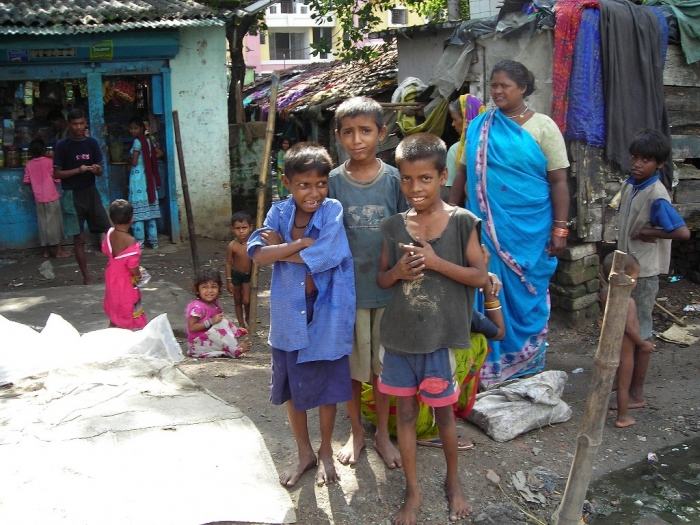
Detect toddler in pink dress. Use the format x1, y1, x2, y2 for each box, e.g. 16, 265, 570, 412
102, 199, 147, 330
186, 267, 252, 358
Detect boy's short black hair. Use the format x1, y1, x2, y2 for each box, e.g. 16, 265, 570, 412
284, 142, 333, 180
29, 138, 45, 159
128, 116, 144, 129
395, 132, 447, 173
601, 252, 641, 280
231, 211, 253, 226
334, 96, 384, 132
67, 108, 86, 122
108, 199, 133, 225
189, 267, 223, 296
629, 129, 670, 164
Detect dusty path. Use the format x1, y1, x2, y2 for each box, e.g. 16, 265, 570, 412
2, 236, 698, 524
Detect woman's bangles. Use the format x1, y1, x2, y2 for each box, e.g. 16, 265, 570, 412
484, 299, 502, 312
552, 226, 569, 238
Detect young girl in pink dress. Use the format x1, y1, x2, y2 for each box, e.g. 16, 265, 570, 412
102, 199, 147, 329
186, 267, 252, 358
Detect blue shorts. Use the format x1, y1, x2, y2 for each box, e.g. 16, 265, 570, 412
269, 290, 351, 411
631, 275, 658, 340
377, 347, 459, 408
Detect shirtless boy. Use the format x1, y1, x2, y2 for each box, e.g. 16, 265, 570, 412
226, 212, 254, 328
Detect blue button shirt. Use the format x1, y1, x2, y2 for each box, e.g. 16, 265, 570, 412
248, 197, 356, 363
623, 175, 686, 232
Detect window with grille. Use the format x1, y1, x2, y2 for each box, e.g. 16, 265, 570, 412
280, 0, 294, 13
269, 32, 307, 60
268, 5, 277, 14
390, 8, 407, 25
260, 32, 266, 45
312, 27, 332, 59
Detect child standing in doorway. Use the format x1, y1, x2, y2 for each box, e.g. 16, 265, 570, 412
377, 133, 487, 524
23, 138, 70, 259
276, 137, 291, 200
186, 267, 252, 358
128, 116, 161, 249
226, 211, 254, 328
102, 199, 147, 330
617, 129, 690, 409
328, 96, 407, 469
248, 142, 355, 488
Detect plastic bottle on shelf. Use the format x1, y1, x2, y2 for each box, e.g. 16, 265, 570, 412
21, 147, 29, 167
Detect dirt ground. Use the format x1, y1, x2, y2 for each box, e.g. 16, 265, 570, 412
2, 235, 699, 524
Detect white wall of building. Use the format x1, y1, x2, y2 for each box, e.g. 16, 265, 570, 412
470, 0, 501, 19
397, 28, 455, 84
170, 26, 232, 240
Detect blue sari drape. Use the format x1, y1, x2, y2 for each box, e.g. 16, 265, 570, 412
466, 109, 558, 387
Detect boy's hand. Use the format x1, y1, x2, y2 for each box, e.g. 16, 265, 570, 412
484, 272, 502, 296
640, 340, 655, 354
226, 282, 234, 295
397, 242, 425, 280
632, 228, 658, 243
261, 230, 284, 246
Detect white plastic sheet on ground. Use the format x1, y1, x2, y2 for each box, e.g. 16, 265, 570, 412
0, 314, 296, 524
0, 313, 182, 385
467, 370, 572, 442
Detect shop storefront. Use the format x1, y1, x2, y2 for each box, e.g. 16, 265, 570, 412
0, 31, 180, 250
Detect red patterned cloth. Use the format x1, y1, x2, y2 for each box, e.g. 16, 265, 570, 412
552, 0, 599, 133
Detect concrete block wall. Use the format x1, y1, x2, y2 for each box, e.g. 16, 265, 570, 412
550, 243, 601, 326
671, 231, 700, 283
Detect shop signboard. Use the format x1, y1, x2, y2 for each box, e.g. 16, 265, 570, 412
90, 41, 114, 60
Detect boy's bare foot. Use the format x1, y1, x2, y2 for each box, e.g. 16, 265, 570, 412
337, 430, 366, 465
56, 251, 72, 259
279, 452, 317, 487
609, 398, 646, 410
393, 484, 421, 525
375, 433, 402, 469
445, 478, 472, 521
316, 449, 340, 486
615, 415, 636, 428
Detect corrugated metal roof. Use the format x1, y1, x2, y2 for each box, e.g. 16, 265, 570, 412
0, 0, 222, 35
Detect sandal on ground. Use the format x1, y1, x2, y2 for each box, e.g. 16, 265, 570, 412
416, 436, 474, 451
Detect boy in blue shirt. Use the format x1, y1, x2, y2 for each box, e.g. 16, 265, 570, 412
617, 129, 690, 410
329, 96, 407, 469
248, 142, 355, 488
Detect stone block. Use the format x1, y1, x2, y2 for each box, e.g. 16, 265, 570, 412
559, 242, 596, 261
550, 294, 559, 308
583, 254, 600, 268
674, 179, 700, 204
556, 265, 599, 286
585, 279, 600, 293
552, 303, 600, 327
556, 292, 598, 311
550, 283, 588, 299
557, 258, 586, 274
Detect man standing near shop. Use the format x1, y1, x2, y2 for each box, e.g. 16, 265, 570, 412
54, 108, 111, 285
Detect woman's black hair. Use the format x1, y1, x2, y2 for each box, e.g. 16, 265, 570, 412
108, 199, 133, 225
29, 138, 46, 159
189, 267, 223, 297
491, 60, 536, 97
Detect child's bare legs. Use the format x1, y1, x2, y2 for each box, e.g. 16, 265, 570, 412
279, 401, 317, 487
233, 285, 245, 328
74, 232, 91, 284
434, 405, 472, 520
43, 246, 50, 258
373, 373, 402, 468
338, 379, 366, 465
394, 395, 421, 525
628, 341, 651, 408
242, 282, 251, 327
317, 403, 340, 486
614, 335, 636, 428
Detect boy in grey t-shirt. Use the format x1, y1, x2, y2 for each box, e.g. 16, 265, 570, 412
329, 97, 407, 469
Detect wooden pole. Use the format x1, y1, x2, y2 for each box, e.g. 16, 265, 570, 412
248, 72, 280, 336
552, 250, 634, 525
172, 110, 200, 273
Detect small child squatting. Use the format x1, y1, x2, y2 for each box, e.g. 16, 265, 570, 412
600, 253, 654, 428
377, 133, 488, 525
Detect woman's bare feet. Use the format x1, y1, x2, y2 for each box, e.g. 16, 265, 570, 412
279, 451, 317, 487
316, 448, 340, 486
615, 415, 636, 428
375, 433, 402, 469
337, 429, 366, 465
393, 484, 421, 525
446, 478, 472, 521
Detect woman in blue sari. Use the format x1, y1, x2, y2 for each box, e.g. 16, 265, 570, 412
451, 60, 570, 387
